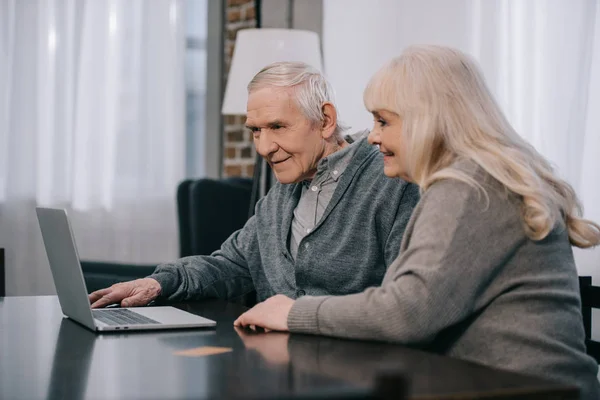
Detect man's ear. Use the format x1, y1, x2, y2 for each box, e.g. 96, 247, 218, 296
320, 102, 337, 139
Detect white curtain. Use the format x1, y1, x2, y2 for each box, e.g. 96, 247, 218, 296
0, 0, 186, 295
323, 0, 600, 274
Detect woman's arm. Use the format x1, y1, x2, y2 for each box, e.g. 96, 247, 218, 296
288, 178, 523, 344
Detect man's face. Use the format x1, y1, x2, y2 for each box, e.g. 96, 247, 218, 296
246, 87, 327, 184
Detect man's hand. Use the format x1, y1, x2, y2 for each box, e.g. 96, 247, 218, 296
88, 278, 162, 309
233, 294, 295, 332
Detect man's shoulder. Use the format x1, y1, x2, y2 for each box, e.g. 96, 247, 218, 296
345, 136, 380, 171
348, 138, 413, 190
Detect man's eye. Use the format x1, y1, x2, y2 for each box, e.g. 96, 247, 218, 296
273, 125, 282, 130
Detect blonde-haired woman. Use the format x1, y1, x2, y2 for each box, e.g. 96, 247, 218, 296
234, 45, 600, 398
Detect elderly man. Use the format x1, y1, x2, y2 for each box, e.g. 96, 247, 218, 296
89, 61, 419, 309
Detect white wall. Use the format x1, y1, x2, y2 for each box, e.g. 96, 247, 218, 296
323, 0, 472, 131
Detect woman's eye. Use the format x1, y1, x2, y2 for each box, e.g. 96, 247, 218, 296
378, 119, 387, 127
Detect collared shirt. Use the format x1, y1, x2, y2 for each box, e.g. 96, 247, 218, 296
289, 140, 359, 260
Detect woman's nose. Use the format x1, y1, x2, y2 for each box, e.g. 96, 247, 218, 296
367, 129, 380, 145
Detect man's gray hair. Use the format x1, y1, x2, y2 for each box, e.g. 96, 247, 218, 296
247, 61, 347, 136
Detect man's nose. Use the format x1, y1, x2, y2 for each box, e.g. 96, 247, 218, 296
255, 133, 278, 157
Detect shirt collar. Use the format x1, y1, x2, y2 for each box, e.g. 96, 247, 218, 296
316, 138, 359, 182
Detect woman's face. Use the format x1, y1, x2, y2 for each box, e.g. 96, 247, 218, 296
367, 109, 411, 181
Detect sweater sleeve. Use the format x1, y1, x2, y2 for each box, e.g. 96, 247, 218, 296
288, 178, 522, 344
149, 215, 257, 302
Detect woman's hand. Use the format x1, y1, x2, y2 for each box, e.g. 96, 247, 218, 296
234, 294, 295, 332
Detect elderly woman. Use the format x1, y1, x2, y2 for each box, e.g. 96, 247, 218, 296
234, 45, 600, 398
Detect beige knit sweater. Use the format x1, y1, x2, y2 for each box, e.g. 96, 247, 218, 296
288, 161, 600, 400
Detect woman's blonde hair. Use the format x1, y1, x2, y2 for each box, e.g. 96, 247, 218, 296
364, 45, 600, 248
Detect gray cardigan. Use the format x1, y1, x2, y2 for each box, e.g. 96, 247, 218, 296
288, 162, 600, 399
150, 138, 420, 304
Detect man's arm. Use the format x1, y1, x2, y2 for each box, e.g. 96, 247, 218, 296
150, 215, 259, 302
89, 205, 261, 308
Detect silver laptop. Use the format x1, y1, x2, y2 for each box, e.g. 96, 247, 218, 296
36, 207, 216, 332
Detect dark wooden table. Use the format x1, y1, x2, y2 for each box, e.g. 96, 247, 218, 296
0, 296, 578, 399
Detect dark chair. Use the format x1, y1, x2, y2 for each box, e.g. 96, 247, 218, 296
579, 276, 600, 363
0, 247, 5, 297
81, 177, 253, 293
188, 177, 254, 256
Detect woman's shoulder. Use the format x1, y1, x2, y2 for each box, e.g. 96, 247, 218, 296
422, 160, 521, 224
427, 159, 508, 195
422, 160, 482, 203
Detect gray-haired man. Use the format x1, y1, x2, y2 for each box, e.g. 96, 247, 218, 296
89, 62, 419, 308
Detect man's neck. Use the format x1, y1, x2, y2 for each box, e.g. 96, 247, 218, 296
302, 138, 349, 182
322, 137, 348, 159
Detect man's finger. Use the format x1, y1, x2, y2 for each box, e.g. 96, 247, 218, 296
88, 288, 111, 304
90, 293, 119, 309
120, 292, 150, 307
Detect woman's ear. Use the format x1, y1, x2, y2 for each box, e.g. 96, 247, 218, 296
320, 102, 337, 139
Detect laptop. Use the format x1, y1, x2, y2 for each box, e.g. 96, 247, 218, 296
36, 207, 216, 332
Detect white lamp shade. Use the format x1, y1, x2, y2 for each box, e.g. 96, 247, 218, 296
221, 28, 323, 115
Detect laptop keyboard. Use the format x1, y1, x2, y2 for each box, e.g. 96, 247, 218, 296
92, 309, 160, 326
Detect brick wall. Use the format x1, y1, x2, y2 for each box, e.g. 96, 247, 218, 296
223, 0, 258, 178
